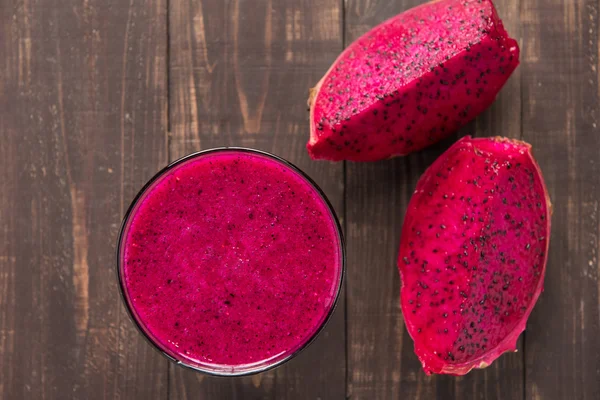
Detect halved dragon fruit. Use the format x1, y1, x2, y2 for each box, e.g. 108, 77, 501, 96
307, 0, 519, 161
398, 136, 551, 375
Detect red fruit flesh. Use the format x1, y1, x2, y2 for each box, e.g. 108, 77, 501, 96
308, 0, 519, 161
398, 136, 551, 375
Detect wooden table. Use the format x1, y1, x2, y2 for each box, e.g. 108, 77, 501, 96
1, 0, 599, 399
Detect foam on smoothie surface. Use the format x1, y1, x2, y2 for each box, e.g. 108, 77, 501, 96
121, 151, 341, 369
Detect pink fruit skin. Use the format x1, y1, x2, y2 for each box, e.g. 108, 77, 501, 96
308, 0, 520, 162
398, 136, 551, 375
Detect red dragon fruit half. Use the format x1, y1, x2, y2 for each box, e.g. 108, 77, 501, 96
398, 136, 551, 375
307, 0, 520, 161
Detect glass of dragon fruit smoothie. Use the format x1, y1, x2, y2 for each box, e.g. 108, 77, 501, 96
117, 148, 344, 376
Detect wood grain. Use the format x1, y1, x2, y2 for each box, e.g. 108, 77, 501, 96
0, 0, 168, 399
1, 0, 599, 398
344, 1, 524, 399
522, 0, 600, 399
167, 0, 345, 398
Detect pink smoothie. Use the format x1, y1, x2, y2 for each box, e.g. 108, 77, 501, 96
119, 150, 343, 374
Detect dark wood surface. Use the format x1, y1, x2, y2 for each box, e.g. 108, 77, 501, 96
1, 0, 598, 399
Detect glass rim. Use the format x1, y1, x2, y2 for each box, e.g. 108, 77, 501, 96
116, 147, 346, 377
